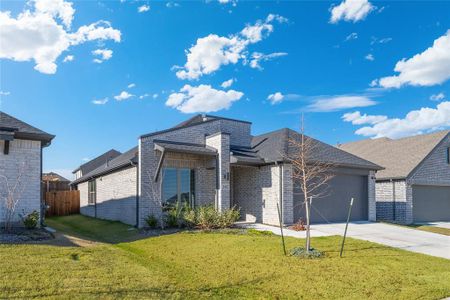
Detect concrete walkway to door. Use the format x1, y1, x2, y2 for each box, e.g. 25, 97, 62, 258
241, 221, 450, 259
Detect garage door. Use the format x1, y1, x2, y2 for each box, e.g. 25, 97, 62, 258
294, 174, 368, 223
413, 185, 450, 222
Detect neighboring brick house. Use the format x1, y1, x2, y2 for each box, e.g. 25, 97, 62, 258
71, 114, 380, 227
339, 130, 450, 224
0, 111, 54, 226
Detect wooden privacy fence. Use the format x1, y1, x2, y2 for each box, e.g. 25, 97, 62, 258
45, 190, 80, 217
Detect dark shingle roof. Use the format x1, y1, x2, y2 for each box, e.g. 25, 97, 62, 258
141, 114, 251, 139
338, 130, 450, 179
252, 128, 382, 170
71, 147, 138, 185
0, 111, 54, 146
73, 149, 121, 174
154, 140, 217, 156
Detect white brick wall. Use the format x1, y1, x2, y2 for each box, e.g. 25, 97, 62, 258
206, 133, 230, 212
79, 167, 137, 225
0, 139, 41, 225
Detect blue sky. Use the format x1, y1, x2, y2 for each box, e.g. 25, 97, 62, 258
1, 0, 450, 179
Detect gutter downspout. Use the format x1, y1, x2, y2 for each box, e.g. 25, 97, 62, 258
133, 161, 139, 228
391, 179, 396, 222
276, 162, 283, 225
40, 145, 44, 227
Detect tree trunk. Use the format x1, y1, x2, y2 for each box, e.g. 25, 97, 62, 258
305, 196, 311, 253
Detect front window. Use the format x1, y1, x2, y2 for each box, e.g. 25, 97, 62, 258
162, 168, 195, 208
88, 180, 96, 205
447, 147, 450, 164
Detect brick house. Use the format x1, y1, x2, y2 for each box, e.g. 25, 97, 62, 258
0, 111, 54, 226
71, 115, 381, 227
339, 130, 450, 224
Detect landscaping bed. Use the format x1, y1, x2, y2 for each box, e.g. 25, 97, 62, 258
0, 228, 53, 243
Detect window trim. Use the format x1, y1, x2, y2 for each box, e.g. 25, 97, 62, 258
161, 167, 195, 208
88, 180, 96, 206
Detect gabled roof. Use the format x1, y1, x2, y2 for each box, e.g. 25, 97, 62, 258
251, 128, 382, 170
0, 111, 54, 146
141, 114, 251, 139
338, 130, 450, 180
71, 146, 138, 185
73, 149, 121, 174
42, 172, 70, 182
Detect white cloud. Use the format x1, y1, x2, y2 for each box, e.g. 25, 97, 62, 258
138, 4, 150, 13
175, 14, 287, 80
0, 91, 10, 96
0, 1, 121, 74
166, 2, 180, 8
430, 92, 445, 101
249, 52, 287, 70
342, 111, 387, 125
114, 91, 134, 101
345, 32, 358, 41
371, 36, 392, 45
139, 93, 158, 99
375, 30, 450, 88
92, 48, 112, 63
63, 54, 74, 62
348, 101, 450, 138
330, 0, 374, 23
128, 83, 136, 88
166, 84, 243, 113
307, 95, 377, 112
153, 93, 158, 99
267, 92, 284, 105
221, 78, 234, 88
92, 97, 109, 105
365, 53, 374, 61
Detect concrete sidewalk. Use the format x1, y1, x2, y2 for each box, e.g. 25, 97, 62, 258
242, 222, 450, 259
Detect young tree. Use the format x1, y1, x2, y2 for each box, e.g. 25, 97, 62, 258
0, 161, 27, 231
287, 117, 335, 252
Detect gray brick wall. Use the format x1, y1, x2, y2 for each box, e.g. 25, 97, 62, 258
0, 139, 41, 225
232, 164, 293, 226
409, 134, 450, 186
375, 180, 412, 224
139, 119, 250, 227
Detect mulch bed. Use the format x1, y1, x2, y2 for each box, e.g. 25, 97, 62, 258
0, 228, 54, 244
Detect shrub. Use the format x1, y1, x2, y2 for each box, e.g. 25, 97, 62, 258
145, 214, 158, 229
20, 210, 39, 229
163, 204, 240, 230
290, 247, 324, 259
289, 219, 306, 231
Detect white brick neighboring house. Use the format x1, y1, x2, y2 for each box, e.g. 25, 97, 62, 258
0, 111, 54, 226
339, 131, 450, 224
71, 114, 381, 227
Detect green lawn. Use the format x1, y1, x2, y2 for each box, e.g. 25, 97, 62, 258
1, 215, 449, 299
409, 225, 450, 236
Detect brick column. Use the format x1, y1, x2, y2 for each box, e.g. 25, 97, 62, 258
368, 171, 376, 221
282, 164, 294, 225
206, 132, 230, 211
206, 132, 230, 212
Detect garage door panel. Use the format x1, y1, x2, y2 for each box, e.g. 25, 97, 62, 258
294, 174, 368, 223
413, 185, 450, 222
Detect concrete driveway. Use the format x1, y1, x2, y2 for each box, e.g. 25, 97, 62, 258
243, 222, 450, 259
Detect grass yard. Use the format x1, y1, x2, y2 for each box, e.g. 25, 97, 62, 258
1, 215, 449, 299
409, 224, 450, 236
